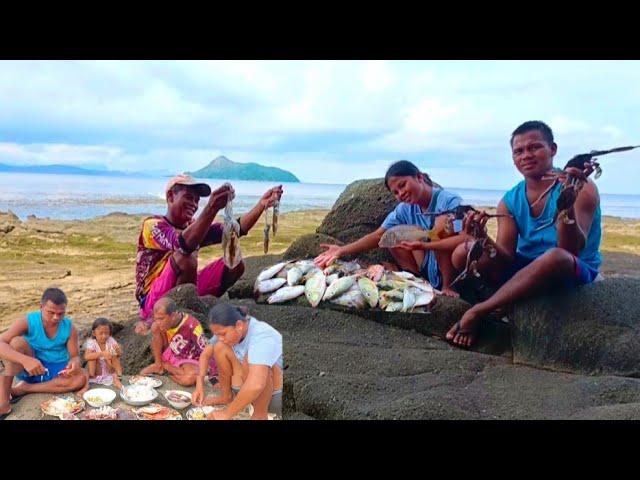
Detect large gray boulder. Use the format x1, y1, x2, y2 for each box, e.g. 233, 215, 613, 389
511, 277, 640, 377
237, 298, 640, 420
315, 178, 397, 265
283, 233, 343, 261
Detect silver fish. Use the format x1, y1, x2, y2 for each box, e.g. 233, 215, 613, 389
330, 288, 366, 309
323, 275, 356, 301
326, 273, 340, 285
406, 279, 434, 293
357, 277, 379, 309
256, 261, 291, 282
402, 287, 416, 312
380, 289, 404, 303
295, 260, 316, 275
337, 260, 361, 274
323, 264, 339, 275
304, 271, 326, 308
287, 267, 303, 286
414, 288, 435, 308
267, 285, 305, 304
255, 278, 287, 294
385, 302, 404, 312
378, 225, 436, 248
391, 271, 418, 281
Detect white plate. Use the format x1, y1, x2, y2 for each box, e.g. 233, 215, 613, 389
128, 375, 163, 388
186, 404, 255, 420
119, 385, 158, 406
163, 390, 192, 409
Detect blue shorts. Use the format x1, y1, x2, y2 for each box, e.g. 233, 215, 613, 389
16, 359, 68, 384
501, 253, 600, 288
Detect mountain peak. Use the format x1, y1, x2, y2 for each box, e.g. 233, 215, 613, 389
209, 156, 233, 168
188, 156, 299, 182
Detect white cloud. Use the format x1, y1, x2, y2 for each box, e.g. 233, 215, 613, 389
1, 60, 639, 194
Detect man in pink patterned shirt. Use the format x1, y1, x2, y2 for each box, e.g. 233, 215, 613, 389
134, 174, 283, 336
140, 297, 215, 385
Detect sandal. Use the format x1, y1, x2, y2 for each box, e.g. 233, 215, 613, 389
10, 393, 26, 405
446, 321, 478, 349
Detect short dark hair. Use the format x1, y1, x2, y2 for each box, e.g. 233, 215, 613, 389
157, 297, 178, 315
384, 160, 435, 190
41, 287, 67, 306
510, 120, 555, 146
207, 302, 248, 327
91, 317, 113, 335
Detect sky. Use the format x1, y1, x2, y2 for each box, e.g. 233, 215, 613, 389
1, 60, 639, 194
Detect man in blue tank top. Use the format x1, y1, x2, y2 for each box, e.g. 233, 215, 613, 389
0, 288, 89, 419
446, 121, 602, 348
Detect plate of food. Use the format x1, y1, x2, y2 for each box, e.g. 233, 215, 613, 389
134, 403, 182, 420
163, 390, 192, 409
120, 384, 158, 406
185, 404, 255, 420
40, 395, 85, 418
128, 375, 163, 388
83, 388, 117, 408
80, 406, 137, 420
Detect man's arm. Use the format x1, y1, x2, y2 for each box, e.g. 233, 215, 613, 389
181, 185, 233, 249
557, 180, 598, 256
238, 185, 283, 237
63, 326, 82, 375
0, 317, 32, 366
220, 364, 269, 419
488, 200, 519, 265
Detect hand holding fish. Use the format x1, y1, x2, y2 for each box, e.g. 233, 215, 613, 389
259, 185, 283, 209
314, 244, 343, 268
397, 240, 431, 251
208, 183, 235, 211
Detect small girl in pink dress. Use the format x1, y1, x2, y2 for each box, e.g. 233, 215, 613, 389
84, 318, 123, 389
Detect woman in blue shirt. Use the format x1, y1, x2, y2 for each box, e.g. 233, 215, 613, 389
315, 160, 470, 297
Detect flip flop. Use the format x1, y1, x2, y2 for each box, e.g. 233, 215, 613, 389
10, 394, 26, 405
447, 321, 477, 349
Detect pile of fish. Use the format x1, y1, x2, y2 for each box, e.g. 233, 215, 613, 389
253, 258, 437, 313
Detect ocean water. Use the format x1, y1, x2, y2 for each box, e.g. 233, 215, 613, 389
1, 172, 639, 220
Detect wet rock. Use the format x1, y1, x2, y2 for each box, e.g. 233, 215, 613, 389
511, 277, 640, 377
283, 233, 343, 261
315, 178, 397, 265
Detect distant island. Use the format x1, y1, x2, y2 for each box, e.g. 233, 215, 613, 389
0, 163, 142, 177
188, 156, 300, 183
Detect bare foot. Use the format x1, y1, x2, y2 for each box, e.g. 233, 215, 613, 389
140, 363, 164, 376
440, 287, 460, 298
10, 381, 28, 397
